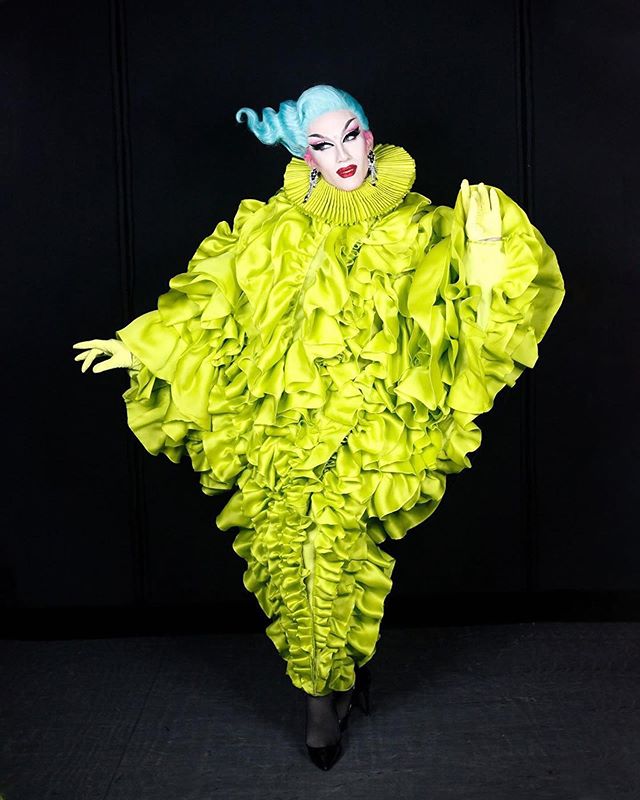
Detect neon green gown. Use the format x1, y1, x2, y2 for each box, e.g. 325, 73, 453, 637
116, 144, 565, 696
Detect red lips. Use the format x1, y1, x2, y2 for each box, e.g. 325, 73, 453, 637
336, 164, 357, 178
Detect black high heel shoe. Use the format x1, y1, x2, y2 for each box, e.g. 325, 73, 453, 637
338, 664, 371, 732
305, 695, 343, 771
306, 738, 342, 771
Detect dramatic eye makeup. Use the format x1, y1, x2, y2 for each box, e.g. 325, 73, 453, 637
308, 118, 359, 151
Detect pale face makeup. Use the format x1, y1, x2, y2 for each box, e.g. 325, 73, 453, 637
304, 109, 374, 191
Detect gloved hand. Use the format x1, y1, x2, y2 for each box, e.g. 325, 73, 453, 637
72, 338, 141, 373
459, 179, 507, 330
460, 179, 503, 242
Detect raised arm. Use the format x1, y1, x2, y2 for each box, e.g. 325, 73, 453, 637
459, 179, 508, 330
408, 181, 565, 417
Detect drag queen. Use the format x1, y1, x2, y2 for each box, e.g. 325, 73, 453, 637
74, 85, 565, 770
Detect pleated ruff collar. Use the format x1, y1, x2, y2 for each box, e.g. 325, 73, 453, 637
282, 143, 416, 226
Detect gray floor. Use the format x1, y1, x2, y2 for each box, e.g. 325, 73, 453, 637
1, 622, 639, 800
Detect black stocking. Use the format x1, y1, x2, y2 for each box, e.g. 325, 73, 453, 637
304, 692, 341, 747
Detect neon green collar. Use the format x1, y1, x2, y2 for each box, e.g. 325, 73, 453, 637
282, 143, 416, 226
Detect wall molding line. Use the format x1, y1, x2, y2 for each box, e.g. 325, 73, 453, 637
515, 0, 539, 592
108, 0, 149, 606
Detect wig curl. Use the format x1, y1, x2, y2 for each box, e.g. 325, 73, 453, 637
236, 85, 370, 158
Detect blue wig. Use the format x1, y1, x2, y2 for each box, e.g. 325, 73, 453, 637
236, 85, 370, 158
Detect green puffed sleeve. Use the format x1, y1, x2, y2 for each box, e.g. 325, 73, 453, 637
116, 197, 265, 494
408, 186, 565, 418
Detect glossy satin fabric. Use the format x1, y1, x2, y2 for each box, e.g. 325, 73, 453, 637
117, 144, 565, 695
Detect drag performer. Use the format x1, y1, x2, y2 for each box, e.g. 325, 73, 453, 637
74, 84, 565, 770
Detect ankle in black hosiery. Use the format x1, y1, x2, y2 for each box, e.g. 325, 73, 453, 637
304, 692, 341, 748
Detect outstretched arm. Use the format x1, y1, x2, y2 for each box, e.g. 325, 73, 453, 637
73, 197, 267, 495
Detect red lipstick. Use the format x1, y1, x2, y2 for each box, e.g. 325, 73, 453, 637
336, 164, 357, 178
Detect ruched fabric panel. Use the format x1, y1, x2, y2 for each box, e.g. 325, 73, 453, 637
116, 149, 564, 695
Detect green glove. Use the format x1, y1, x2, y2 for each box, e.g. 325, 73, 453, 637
459, 179, 507, 329
459, 179, 504, 242
72, 338, 141, 373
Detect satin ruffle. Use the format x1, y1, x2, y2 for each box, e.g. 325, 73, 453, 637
116, 153, 565, 695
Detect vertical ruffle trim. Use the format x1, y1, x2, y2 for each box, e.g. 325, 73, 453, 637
217, 469, 396, 695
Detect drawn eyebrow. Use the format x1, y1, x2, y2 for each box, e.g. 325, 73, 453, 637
308, 117, 356, 141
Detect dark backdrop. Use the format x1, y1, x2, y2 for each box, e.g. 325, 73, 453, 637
2, 0, 639, 635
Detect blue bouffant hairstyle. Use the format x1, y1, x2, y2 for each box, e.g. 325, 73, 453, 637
236, 85, 370, 158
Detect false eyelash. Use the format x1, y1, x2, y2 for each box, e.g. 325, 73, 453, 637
310, 142, 330, 151
344, 127, 360, 141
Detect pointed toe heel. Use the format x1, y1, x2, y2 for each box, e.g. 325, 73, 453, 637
305, 692, 343, 770
306, 740, 342, 770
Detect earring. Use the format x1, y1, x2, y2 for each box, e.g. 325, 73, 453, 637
303, 167, 320, 203
367, 150, 377, 185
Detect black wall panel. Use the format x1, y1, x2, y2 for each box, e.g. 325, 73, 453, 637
2, 0, 135, 607
2, 0, 638, 625
531, 0, 640, 590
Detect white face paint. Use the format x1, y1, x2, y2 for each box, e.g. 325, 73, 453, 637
305, 109, 374, 191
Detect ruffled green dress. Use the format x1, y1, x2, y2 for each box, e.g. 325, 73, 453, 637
117, 144, 565, 696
